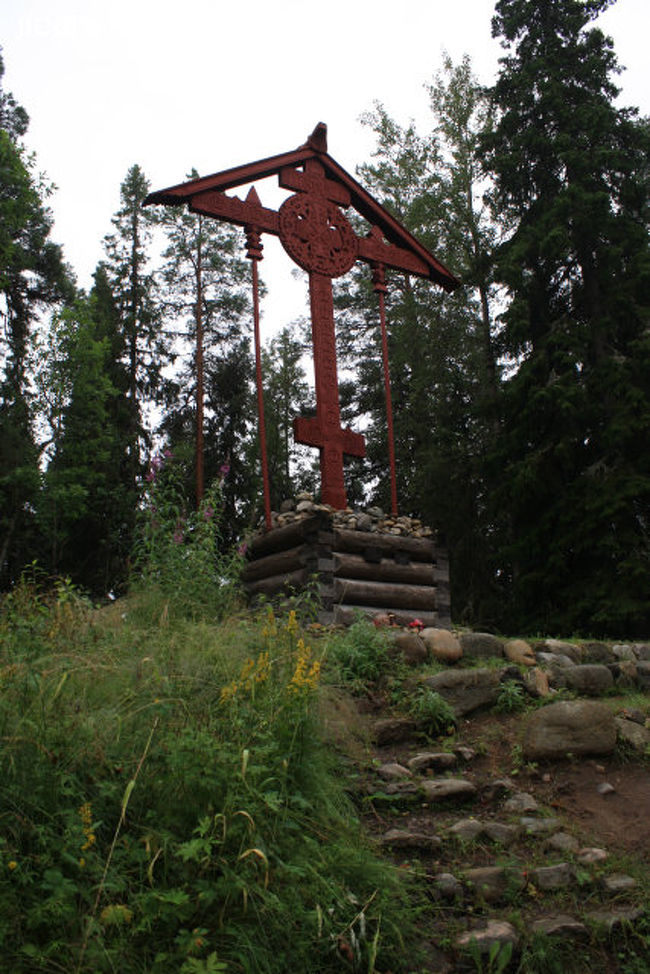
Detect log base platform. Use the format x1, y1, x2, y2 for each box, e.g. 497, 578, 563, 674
243, 512, 450, 628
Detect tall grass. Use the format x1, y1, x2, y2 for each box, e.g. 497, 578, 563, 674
0, 468, 414, 972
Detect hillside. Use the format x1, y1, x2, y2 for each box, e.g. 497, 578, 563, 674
1, 582, 649, 972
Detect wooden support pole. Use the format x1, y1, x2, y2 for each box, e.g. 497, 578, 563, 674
245, 213, 272, 532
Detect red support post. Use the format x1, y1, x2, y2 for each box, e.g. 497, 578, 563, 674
245, 222, 272, 531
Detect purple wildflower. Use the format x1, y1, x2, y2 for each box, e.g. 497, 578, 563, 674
219, 462, 230, 479
203, 505, 215, 521
237, 541, 248, 557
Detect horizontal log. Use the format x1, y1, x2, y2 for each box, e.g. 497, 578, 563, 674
334, 552, 434, 586
333, 528, 436, 562
333, 577, 437, 611
321, 605, 444, 628
243, 543, 324, 582
244, 567, 307, 597
247, 514, 330, 558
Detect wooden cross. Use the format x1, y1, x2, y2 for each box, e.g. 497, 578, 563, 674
277, 157, 365, 507
145, 124, 459, 512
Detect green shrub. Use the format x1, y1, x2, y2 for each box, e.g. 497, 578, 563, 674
131, 452, 244, 622
494, 680, 528, 714
409, 687, 456, 736
328, 617, 390, 686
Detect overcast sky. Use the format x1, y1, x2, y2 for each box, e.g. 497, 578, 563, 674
3, 0, 649, 332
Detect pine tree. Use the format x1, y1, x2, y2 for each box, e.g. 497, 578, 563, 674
103, 165, 162, 485
482, 0, 650, 634
155, 182, 252, 506
155, 187, 258, 539
38, 266, 135, 593
0, 51, 72, 587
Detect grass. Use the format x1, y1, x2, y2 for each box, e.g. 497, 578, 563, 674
0, 577, 418, 974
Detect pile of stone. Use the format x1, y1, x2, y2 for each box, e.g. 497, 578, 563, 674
257, 492, 435, 539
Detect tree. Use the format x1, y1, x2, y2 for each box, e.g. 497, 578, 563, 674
334, 59, 499, 620
0, 52, 72, 588
38, 266, 136, 593
155, 183, 252, 506
481, 0, 650, 634
103, 164, 162, 486
261, 324, 311, 508
154, 191, 263, 540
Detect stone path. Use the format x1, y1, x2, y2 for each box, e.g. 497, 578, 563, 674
336, 631, 650, 971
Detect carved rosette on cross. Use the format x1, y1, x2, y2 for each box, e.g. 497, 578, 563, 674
145, 123, 460, 517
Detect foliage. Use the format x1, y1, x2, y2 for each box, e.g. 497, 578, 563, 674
328, 617, 391, 687
334, 57, 500, 622
155, 180, 258, 535
408, 687, 456, 736
493, 679, 528, 714
36, 268, 136, 594
0, 55, 73, 589
132, 449, 244, 622
465, 938, 513, 974
481, 0, 650, 635
0, 583, 413, 973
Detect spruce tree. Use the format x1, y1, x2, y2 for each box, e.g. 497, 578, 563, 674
0, 51, 72, 587
103, 164, 162, 486
482, 0, 650, 634
261, 324, 311, 508
39, 266, 135, 593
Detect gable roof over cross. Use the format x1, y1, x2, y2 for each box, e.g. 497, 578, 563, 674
146, 124, 460, 512
146, 122, 460, 290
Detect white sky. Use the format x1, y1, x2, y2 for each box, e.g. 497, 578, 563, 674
3, 0, 649, 334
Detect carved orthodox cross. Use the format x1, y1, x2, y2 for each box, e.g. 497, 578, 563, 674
145, 124, 459, 512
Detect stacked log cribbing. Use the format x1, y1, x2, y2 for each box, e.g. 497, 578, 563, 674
243, 513, 450, 628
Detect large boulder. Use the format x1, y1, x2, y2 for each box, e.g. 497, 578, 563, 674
420, 627, 462, 663
636, 661, 650, 689
421, 667, 503, 717
583, 641, 615, 664
542, 638, 584, 663
390, 632, 428, 666
522, 700, 616, 760
459, 632, 504, 660
561, 664, 614, 695
504, 639, 536, 667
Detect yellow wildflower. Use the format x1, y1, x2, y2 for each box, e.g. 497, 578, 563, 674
286, 609, 299, 636
265, 606, 277, 637
8, 861, 17, 871
100, 903, 134, 926
255, 650, 271, 683
288, 638, 320, 694
79, 802, 96, 852
219, 681, 238, 705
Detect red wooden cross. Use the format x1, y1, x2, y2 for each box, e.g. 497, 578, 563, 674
145, 124, 459, 513
277, 157, 365, 507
